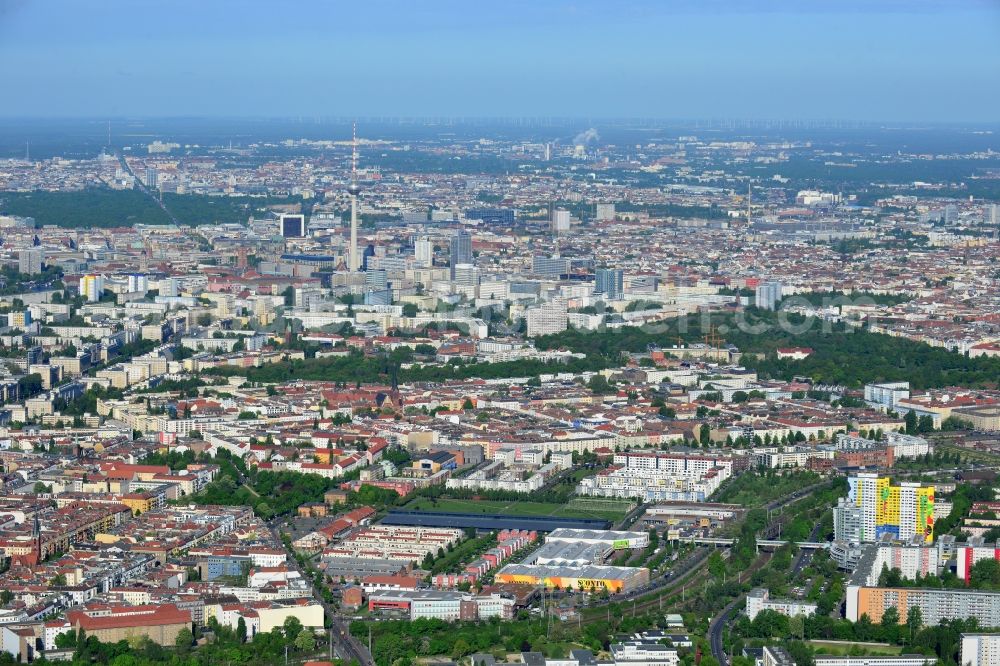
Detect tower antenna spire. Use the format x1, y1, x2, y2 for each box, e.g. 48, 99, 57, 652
347, 122, 362, 273
351, 122, 359, 182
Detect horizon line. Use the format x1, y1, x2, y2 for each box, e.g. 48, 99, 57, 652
0, 115, 998, 125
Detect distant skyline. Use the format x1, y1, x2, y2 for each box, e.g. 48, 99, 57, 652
1, 0, 999, 122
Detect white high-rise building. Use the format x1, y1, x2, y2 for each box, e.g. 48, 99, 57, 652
833, 498, 866, 543
848, 472, 881, 542
414, 236, 433, 267
551, 209, 571, 233
526, 298, 568, 337
755, 281, 782, 310
962, 633, 1000, 666
864, 382, 910, 411
127, 274, 148, 293
158, 277, 179, 298
18, 249, 43, 275
596, 203, 615, 221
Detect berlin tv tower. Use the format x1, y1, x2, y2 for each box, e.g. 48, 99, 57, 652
347, 123, 361, 272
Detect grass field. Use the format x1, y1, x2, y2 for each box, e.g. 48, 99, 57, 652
937, 442, 1000, 465
806, 640, 903, 656
401, 497, 632, 522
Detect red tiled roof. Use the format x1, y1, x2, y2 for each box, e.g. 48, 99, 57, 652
68, 605, 190, 631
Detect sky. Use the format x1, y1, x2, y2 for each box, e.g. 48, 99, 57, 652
1, 0, 999, 122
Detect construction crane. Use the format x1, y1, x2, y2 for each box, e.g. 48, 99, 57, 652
703, 325, 725, 351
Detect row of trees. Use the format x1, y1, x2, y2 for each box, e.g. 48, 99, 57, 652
712, 470, 825, 507
735, 607, 979, 665
203, 349, 609, 385
354, 613, 645, 666
43, 614, 321, 666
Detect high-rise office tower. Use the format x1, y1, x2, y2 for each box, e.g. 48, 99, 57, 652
348, 124, 362, 272
595, 203, 615, 221
362, 244, 376, 272
450, 230, 472, 279
280, 214, 306, 238
18, 249, 42, 275
453, 263, 480, 287
531, 255, 571, 277
595, 268, 624, 300
145, 167, 158, 189
365, 269, 388, 291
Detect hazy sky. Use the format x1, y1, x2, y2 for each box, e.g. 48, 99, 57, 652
1, 0, 999, 121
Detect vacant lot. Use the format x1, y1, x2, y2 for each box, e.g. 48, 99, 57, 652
806, 641, 902, 656
401, 497, 631, 522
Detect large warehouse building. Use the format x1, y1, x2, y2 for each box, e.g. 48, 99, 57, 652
527, 529, 650, 567
545, 529, 649, 549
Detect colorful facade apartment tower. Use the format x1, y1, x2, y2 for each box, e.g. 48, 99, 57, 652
848, 472, 934, 543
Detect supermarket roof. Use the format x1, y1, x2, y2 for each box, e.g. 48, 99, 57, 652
498, 563, 647, 579
546, 528, 647, 543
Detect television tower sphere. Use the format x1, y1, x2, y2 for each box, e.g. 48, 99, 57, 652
347, 181, 361, 196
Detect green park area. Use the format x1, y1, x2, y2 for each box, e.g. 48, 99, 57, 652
401, 496, 632, 522
805, 641, 903, 656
